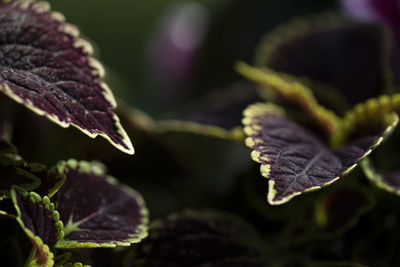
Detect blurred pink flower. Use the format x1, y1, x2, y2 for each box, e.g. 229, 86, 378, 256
147, 2, 209, 92
342, 0, 400, 37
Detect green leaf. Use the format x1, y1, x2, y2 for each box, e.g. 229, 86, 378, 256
11, 186, 64, 267
54, 159, 148, 248
0, 0, 133, 154
242, 102, 398, 205
124, 210, 268, 267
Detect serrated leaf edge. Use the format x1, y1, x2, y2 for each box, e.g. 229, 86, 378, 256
11, 186, 65, 267
242, 102, 398, 205
361, 158, 400, 195
236, 62, 341, 139
54, 159, 149, 249
0, 0, 134, 155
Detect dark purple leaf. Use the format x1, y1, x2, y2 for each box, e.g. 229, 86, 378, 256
53, 160, 148, 248
243, 103, 398, 205
125, 210, 267, 267
158, 82, 264, 140
254, 14, 387, 104
22, 163, 65, 198
11, 187, 63, 267
0, 0, 133, 154
0, 155, 40, 198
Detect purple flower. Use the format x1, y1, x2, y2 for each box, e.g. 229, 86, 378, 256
342, 0, 400, 38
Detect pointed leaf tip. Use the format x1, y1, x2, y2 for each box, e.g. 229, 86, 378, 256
243, 102, 398, 205
0, 0, 134, 154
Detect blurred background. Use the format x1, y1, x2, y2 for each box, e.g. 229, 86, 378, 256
50, 0, 336, 117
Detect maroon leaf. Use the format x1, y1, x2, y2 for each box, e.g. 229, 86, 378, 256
11, 187, 63, 267
0, 0, 133, 154
22, 163, 65, 198
0, 155, 40, 198
255, 14, 388, 104
53, 160, 148, 248
125, 210, 267, 267
243, 103, 398, 205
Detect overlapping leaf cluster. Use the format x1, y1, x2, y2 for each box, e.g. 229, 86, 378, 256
2, 0, 400, 266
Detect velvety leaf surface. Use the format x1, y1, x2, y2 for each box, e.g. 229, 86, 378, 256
0, 156, 40, 197
158, 82, 263, 140
125, 210, 267, 267
242, 103, 398, 205
254, 14, 387, 104
0, 0, 133, 154
54, 160, 148, 248
236, 63, 341, 140
11, 187, 63, 267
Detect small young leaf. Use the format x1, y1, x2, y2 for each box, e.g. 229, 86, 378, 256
0, 144, 65, 199
11, 187, 64, 267
23, 163, 65, 198
242, 103, 398, 205
157, 82, 262, 141
236, 63, 341, 140
254, 13, 389, 104
0, 156, 40, 198
54, 160, 148, 248
125, 210, 267, 267
0, 0, 133, 154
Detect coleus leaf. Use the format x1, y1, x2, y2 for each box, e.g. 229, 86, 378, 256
236, 62, 341, 140
11, 186, 63, 267
254, 13, 389, 104
362, 158, 400, 195
22, 163, 65, 198
157, 82, 263, 141
54, 160, 148, 248
242, 102, 398, 205
0, 155, 40, 198
332, 94, 400, 196
0, 0, 133, 154
0, 143, 65, 199
125, 210, 267, 267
